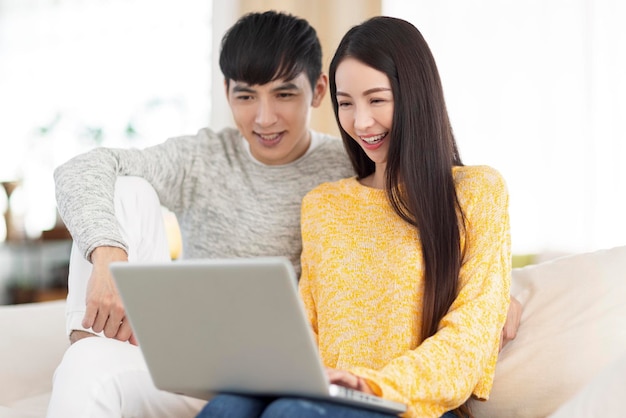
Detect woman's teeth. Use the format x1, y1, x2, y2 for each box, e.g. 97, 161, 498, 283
361, 133, 386, 144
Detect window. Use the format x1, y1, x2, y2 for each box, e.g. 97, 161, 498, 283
0, 0, 212, 239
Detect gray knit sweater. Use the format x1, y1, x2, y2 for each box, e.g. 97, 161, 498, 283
54, 127, 354, 275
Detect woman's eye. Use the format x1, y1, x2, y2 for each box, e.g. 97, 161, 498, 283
338, 101, 352, 108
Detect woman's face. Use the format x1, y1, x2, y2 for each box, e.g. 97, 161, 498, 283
335, 57, 394, 167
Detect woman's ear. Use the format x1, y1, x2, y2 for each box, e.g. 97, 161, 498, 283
311, 74, 328, 108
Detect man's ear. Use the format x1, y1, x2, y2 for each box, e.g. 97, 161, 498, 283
311, 74, 328, 108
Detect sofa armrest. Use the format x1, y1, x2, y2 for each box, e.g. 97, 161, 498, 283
0, 300, 68, 405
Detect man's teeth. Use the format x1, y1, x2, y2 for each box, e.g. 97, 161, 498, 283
259, 133, 280, 141
361, 133, 386, 144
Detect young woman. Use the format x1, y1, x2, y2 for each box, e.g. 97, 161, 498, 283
196, 16, 511, 418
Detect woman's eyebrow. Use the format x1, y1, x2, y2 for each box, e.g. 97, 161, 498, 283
363, 87, 392, 95
336, 87, 391, 97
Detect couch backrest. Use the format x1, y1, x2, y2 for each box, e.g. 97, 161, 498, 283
471, 245, 626, 418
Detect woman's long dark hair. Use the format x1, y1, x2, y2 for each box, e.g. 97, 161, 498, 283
330, 15, 465, 356
330, 16, 468, 416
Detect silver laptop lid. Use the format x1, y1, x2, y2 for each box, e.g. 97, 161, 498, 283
111, 256, 406, 415
110, 257, 330, 399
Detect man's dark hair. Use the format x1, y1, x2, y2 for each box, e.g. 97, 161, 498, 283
219, 10, 322, 91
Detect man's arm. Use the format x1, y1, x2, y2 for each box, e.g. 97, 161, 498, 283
54, 135, 197, 262
56, 137, 197, 343
54, 148, 130, 262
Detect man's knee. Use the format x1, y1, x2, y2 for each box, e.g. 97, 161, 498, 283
113, 176, 170, 261
114, 176, 160, 209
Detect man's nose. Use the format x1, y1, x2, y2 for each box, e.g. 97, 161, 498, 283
255, 99, 278, 127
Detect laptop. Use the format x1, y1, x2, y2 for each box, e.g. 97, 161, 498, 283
110, 256, 407, 415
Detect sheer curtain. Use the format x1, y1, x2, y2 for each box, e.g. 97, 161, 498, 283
384, 0, 626, 255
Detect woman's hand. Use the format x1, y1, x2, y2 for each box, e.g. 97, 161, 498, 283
500, 295, 522, 351
326, 367, 375, 395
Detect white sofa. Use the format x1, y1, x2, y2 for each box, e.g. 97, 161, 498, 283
471, 245, 626, 417
1, 246, 625, 418
0, 300, 67, 418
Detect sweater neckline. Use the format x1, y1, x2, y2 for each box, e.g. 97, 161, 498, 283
345, 177, 387, 199
238, 131, 322, 168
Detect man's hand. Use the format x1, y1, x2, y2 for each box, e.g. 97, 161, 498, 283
500, 295, 522, 351
80, 246, 137, 345
326, 368, 374, 395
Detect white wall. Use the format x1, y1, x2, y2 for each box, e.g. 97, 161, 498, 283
384, 0, 626, 254
209, 1, 238, 131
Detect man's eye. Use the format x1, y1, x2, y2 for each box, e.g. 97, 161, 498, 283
236, 95, 253, 101
277, 93, 295, 99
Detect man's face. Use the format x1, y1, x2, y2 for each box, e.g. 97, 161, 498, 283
226, 72, 327, 165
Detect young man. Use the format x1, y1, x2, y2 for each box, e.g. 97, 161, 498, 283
47, 10, 521, 418
47, 11, 355, 417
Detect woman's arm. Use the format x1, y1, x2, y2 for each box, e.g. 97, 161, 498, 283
350, 167, 512, 415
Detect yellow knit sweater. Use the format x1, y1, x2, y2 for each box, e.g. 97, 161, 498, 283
299, 165, 511, 418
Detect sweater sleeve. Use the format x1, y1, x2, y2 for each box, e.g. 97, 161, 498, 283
53, 135, 199, 261
349, 167, 511, 416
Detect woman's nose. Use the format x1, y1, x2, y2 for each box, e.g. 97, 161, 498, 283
353, 107, 373, 131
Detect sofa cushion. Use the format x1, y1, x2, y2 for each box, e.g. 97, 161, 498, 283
549, 350, 626, 417
0, 393, 52, 418
0, 300, 67, 409
471, 245, 626, 418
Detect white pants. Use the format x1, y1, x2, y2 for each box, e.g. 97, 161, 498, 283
47, 177, 206, 418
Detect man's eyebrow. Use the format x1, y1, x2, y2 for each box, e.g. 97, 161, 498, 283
272, 82, 300, 92
231, 82, 300, 94
232, 85, 255, 93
